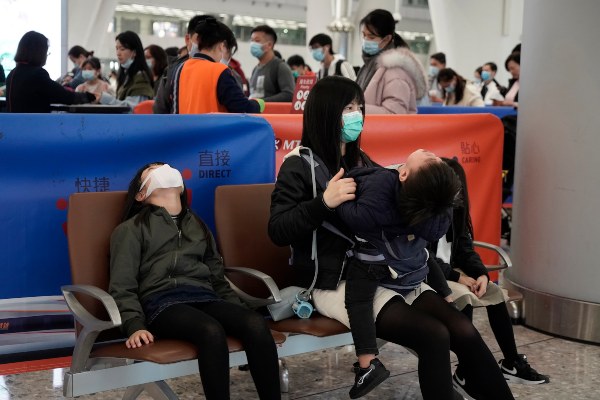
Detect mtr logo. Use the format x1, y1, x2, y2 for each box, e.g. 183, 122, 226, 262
275, 138, 300, 151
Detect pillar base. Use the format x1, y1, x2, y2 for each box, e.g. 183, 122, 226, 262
505, 271, 600, 344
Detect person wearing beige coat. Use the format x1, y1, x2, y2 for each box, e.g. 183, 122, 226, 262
360, 47, 428, 114
355, 9, 428, 115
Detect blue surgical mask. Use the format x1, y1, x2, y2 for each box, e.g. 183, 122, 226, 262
473, 78, 481, 85
250, 42, 264, 58
341, 111, 363, 143
362, 39, 382, 56
445, 83, 456, 93
311, 48, 325, 62
481, 70, 491, 81
292, 70, 300, 78
81, 70, 96, 81
429, 66, 439, 77
120, 57, 134, 69
146, 59, 153, 69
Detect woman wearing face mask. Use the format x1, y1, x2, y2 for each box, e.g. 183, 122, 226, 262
356, 9, 427, 114
61, 45, 94, 89
110, 162, 281, 400
144, 44, 168, 94
437, 68, 485, 107
172, 17, 263, 114
97, 31, 154, 110
6, 31, 95, 113
270, 76, 515, 400
75, 57, 115, 97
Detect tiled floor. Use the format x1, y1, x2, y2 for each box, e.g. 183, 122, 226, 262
0, 307, 599, 399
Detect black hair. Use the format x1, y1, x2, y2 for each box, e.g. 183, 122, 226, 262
505, 51, 520, 71
194, 17, 237, 54
511, 43, 521, 54
484, 62, 498, 72
144, 44, 168, 79
14, 31, 48, 67
430, 52, 446, 65
301, 76, 367, 175
437, 68, 466, 104
122, 162, 190, 223
115, 31, 153, 90
287, 55, 306, 68
251, 25, 278, 44
360, 9, 408, 48
475, 66, 483, 75
164, 46, 179, 57
398, 160, 461, 227
441, 157, 473, 237
81, 56, 101, 70
187, 14, 210, 34
308, 33, 335, 54
68, 45, 93, 59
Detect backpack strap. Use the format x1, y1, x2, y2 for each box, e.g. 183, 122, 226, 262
334, 59, 344, 77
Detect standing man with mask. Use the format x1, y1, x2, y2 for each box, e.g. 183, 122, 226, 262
308, 33, 356, 80
248, 25, 295, 102
154, 14, 209, 113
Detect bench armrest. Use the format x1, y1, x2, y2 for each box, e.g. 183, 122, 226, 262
61, 284, 122, 373
225, 266, 282, 308
473, 241, 513, 271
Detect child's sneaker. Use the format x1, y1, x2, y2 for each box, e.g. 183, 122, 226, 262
499, 354, 550, 384
452, 364, 479, 400
349, 358, 390, 399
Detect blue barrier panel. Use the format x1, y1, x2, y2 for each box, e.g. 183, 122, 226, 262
0, 114, 275, 298
418, 105, 517, 119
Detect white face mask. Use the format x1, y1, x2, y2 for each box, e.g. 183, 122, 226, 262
139, 164, 184, 198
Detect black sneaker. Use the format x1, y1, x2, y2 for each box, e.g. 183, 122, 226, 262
452, 365, 479, 400
349, 358, 390, 399
499, 354, 550, 384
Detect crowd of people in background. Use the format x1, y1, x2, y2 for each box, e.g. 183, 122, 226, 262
2, 8, 522, 114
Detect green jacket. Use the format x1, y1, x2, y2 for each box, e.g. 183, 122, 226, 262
109, 206, 242, 336
117, 71, 155, 101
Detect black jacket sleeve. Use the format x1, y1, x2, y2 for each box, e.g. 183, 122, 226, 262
38, 68, 92, 105
426, 257, 453, 298
216, 69, 260, 113
268, 156, 333, 246
451, 207, 489, 280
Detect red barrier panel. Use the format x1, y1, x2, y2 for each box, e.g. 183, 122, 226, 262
263, 102, 293, 114
261, 113, 504, 266
133, 100, 155, 114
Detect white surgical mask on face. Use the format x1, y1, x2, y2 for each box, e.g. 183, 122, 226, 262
139, 164, 184, 198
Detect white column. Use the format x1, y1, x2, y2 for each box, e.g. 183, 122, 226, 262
428, 0, 523, 85
511, 0, 600, 304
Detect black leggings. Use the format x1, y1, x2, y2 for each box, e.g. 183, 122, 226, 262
375, 291, 514, 400
463, 303, 519, 363
149, 301, 280, 400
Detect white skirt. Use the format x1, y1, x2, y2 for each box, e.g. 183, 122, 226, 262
312, 281, 434, 328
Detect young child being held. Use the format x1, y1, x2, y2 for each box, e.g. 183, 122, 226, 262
336, 149, 461, 399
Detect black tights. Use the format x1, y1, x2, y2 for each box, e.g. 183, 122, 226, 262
149, 301, 280, 400
463, 303, 519, 363
375, 292, 514, 400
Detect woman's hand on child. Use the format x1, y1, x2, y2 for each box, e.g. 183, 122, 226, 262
323, 168, 356, 208
126, 329, 154, 348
